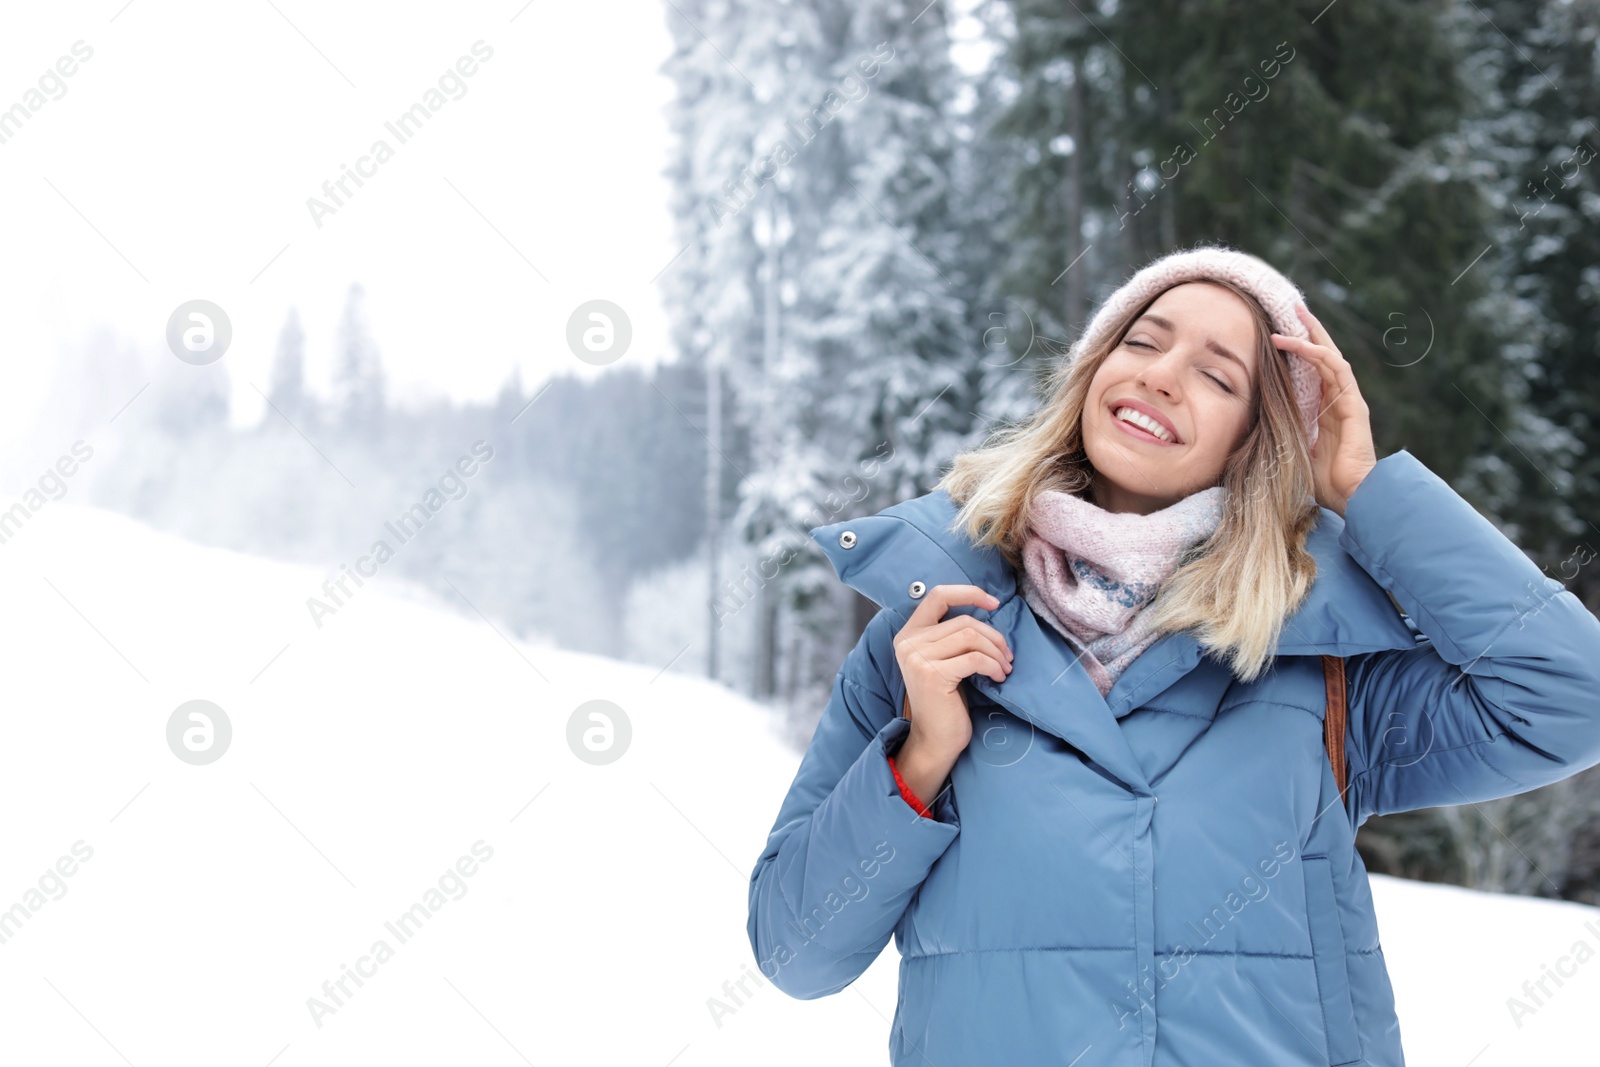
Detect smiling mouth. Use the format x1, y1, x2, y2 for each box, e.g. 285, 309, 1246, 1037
1110, 406, 1180, 445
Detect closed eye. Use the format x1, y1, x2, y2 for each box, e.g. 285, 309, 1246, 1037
1125, 339, 1235, 394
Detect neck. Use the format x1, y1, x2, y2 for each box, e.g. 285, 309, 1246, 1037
1087, 474, 1179, 515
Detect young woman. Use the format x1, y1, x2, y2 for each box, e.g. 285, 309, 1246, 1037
745, 243, 1600, 1066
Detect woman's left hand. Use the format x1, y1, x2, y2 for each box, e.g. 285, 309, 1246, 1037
1271, 302, 1378, 517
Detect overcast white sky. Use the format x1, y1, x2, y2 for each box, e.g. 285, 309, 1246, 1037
0, 0, 685, 445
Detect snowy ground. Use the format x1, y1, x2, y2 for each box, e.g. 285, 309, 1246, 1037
0, 502, 1595, 1065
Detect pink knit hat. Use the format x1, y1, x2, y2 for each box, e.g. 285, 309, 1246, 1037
1070, 242, 1323, 451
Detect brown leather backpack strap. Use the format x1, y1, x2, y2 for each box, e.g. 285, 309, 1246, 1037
1322, 654, 1349, 804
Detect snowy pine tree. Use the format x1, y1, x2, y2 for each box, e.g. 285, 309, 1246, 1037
266, 308, 315, 431
334, 283, 387, 435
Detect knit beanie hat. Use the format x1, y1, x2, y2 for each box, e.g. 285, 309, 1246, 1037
1068, 242, 1324, 452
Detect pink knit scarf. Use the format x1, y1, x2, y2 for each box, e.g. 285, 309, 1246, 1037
1017, 485, 1227, 696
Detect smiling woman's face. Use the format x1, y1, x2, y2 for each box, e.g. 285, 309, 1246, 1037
1082, 281, 1261, 514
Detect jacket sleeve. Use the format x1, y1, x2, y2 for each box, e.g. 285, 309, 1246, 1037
1337, 449, 1600, 825
747, 607, 960, 999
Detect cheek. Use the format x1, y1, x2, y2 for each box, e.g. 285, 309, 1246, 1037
1097, 353, 1135, 379
1207, 401, 1252, 452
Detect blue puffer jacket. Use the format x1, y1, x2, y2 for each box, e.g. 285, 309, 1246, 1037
747, 449, 1600, 1066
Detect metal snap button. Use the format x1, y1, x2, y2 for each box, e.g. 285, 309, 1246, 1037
908, 581, 926, 599
838, 530, 857, 549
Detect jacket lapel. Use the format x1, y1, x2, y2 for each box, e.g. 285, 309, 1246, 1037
965, 592, 1155, 792
807, 487, 1421, 794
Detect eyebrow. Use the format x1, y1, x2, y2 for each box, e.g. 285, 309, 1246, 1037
1131, 313, 1251, 381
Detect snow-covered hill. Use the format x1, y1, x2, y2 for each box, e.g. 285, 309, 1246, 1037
0, 502, 1593, 1064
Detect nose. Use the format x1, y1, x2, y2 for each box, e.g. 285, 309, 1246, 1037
1135, 349, 1182, 398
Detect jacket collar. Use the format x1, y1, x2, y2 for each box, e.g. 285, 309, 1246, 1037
808, 486, 1419, 793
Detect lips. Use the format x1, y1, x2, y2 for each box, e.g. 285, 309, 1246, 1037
1111, 412, 1177, 446
1108, 398, 1182, 445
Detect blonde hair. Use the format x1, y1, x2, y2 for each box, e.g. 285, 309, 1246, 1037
935, 277, 1319, 683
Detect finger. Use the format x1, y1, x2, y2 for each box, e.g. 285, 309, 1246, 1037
951, 650, 1009, 685
1289, 335, 1358, 398
1275, 304, 1340, 365
1271, 333, 1346, 381
1273, 334, 1336, 378
1270, 333, 1361, 424
925, 622, 1013, 673
979, 621, 1014, 663
1271, 333, 1341, 408
1296, 302, 1337, 352
922, 613, 1013, 662
1293, 341, 1347, 412
906, 584, 1001, 630
903, 641, 1006, 687
1270, 332, 1333, 359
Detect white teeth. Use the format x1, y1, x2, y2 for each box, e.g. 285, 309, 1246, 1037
1114, 407, 1174, 442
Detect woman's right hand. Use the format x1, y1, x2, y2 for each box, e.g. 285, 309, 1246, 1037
893, 584, 1013, 761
